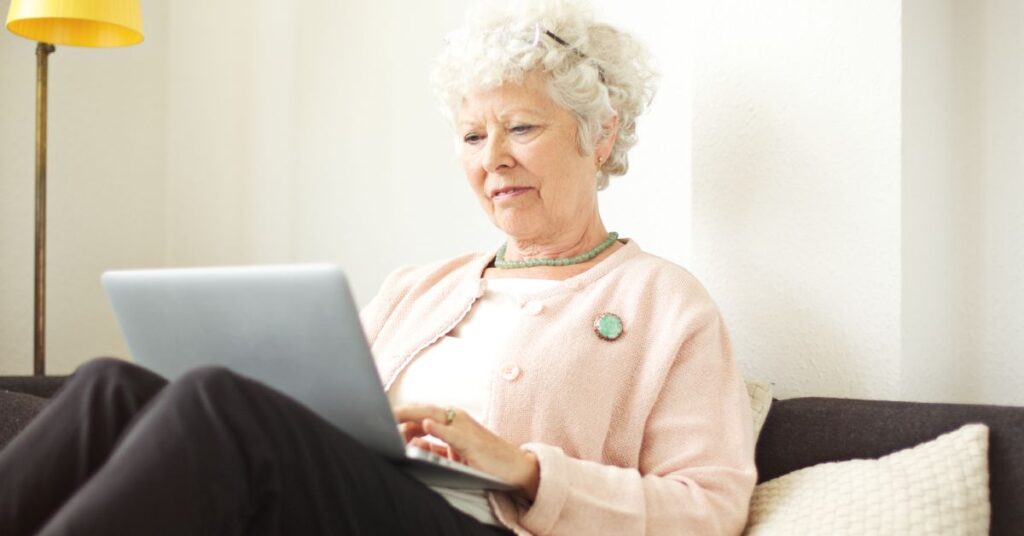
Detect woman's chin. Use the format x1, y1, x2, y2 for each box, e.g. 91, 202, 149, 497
492, 211, 541, 236
494, 221, 543, 242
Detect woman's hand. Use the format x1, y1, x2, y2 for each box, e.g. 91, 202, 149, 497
394, 404, 540, 500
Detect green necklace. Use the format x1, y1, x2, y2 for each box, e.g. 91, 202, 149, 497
494, 232, 619, 269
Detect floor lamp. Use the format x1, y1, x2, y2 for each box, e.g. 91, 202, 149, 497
5, 0, 143, 375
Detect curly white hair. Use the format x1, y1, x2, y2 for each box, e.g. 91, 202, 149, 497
433, 0, 658, 190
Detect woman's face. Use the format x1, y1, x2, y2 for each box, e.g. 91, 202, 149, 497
456, 73, 606, 243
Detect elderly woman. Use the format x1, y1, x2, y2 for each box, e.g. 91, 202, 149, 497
0, 2, 755, 535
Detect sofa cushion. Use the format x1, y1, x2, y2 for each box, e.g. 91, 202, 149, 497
0, 390, 49, 450
745, 423, 990, 535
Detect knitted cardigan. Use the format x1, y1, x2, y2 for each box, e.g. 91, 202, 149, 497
360, 240, 756, 535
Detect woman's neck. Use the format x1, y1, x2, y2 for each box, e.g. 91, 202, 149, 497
503, 220, 610, 262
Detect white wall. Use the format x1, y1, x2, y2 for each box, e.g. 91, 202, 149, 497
287, 0, 501, 305
0, 0, 167, 375
593, 0, 693, 269
163, 0, 295, 269
902, 0, 1024, 406
693, 0, 1023, 405
691, 0, 903, 399
977, 0, 1024, 405
161, 0, 499, 308
902, 0, 984, 403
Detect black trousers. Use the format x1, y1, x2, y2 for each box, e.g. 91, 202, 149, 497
0, 358, 515, 535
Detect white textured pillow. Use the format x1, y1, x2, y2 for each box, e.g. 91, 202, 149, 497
744, 380, 773, 440
744, 423, 990, 536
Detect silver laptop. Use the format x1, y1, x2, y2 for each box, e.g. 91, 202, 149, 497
102, 263, 513, 491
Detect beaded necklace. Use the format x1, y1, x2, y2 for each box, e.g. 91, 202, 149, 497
494, 232, 618, 269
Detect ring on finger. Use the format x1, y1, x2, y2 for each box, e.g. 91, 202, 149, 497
444, 407, 456, 426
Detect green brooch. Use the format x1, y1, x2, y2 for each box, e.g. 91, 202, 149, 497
594, 313, 624, 341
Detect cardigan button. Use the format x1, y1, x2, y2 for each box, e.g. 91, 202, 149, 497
501, 364, 521, 381
522, 301, 544, 316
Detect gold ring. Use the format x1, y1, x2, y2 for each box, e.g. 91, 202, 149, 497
444, 407, 456, 426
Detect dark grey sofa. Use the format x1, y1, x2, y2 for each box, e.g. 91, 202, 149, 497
2, 375, 1022, 535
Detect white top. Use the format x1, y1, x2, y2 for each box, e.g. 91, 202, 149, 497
388, 277, 560, 526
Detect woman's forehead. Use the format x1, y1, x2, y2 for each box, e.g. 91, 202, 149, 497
457, 75, 563, 123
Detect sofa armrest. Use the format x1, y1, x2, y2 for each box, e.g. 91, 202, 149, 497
0, 390, 49, 450
755, 397, 1024, 536
0, 376, 68, 450
0, 376, 68, 399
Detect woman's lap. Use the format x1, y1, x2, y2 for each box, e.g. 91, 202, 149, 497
0, 358, 511, 536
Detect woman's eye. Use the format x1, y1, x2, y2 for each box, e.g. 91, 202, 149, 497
463, 133, 483, 144
510, 124, 534, 134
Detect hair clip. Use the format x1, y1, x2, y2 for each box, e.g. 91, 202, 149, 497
532, 23, 577, 54
531, 24, 604, 83
543, 28, 572, 49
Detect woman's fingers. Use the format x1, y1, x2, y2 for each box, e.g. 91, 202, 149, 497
393, 404, 450, 427
408, 435, 465, 463
398, 404, 537, 493
398, 408, 466, 462
422, 414, 478, 459
395, 404, 471, 445
395, 404, 480, 465
410, 437, 435, 451
422, 418, 452, 441
398, 421, 427, 443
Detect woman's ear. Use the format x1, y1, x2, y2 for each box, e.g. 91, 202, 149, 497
596, 113, 620, 163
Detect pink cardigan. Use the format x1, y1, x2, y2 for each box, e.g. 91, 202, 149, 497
360, 240, 756, 535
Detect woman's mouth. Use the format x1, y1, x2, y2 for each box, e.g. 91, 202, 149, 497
491, 187, 533, 201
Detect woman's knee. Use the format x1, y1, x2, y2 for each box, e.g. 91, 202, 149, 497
73, 358, 156, 389
167, 366, 247, 405
158, 367, 266, 433
67, 357, 166, 407
74, 356, 130, 377
176, 365, 241, 387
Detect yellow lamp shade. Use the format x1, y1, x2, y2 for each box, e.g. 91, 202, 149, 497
6, 0, 143, 47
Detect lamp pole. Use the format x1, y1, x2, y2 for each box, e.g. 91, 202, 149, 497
8, 0, 144, 376
34, 41, 54, 376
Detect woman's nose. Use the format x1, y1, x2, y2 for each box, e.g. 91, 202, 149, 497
482, 134, 514, 172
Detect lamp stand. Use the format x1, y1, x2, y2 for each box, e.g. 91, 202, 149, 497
34, 41, 54, 376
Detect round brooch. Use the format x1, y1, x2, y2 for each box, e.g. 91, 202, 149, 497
594, 313, 624, 341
